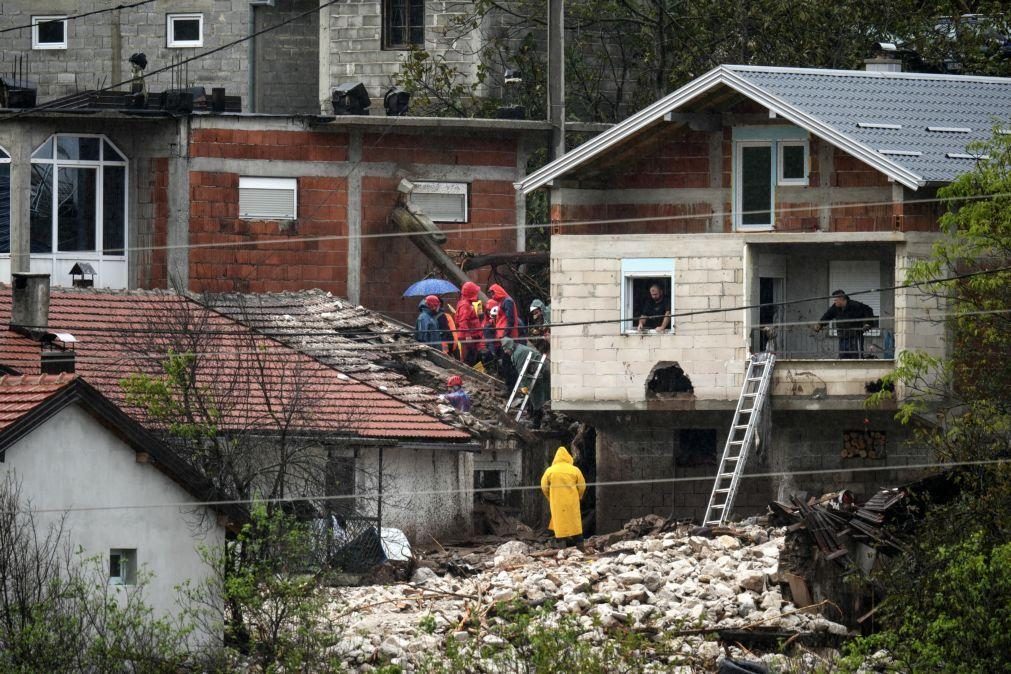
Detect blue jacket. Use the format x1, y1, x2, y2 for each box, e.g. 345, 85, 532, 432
415, 303, 441, 345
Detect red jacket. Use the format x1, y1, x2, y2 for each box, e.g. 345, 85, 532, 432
455, 282, 484, 350
489, 284, 520, 339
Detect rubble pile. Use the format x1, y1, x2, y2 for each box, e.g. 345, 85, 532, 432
324, 524, 848, 671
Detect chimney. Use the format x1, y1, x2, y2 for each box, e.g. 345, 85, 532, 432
10, 273, 50, 337
865, 44, 902, 72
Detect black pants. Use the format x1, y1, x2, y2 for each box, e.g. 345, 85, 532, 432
838, 332, 865, 359
554, 534, 583, 548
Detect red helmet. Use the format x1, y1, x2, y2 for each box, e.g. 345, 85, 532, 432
424, 295, 440, 310
447, 375, 463, 388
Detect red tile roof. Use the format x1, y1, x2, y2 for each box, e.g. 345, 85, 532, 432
0, 288, 469, 442
0, 373, 77, 431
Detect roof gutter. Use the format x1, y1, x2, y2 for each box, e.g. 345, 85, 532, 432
397, 441, 483, 453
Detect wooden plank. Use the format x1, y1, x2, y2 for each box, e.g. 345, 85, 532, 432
785, 572, 813, 607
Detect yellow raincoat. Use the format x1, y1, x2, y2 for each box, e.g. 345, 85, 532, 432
540, 447, 586, 538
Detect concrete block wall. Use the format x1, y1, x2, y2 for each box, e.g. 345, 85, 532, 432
253, 0, 320, 114
550, 234, 748, 406
1, 1, 250, 108
321, 0, 485, 113
591, 408, 931, 533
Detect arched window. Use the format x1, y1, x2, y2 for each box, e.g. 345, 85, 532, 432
0, 146, 9, 255
30, 134, 128, 257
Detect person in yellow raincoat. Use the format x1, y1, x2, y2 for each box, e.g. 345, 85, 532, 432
540, 447, 587, 547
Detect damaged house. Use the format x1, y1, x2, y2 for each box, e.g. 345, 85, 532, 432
0, 274, 480, 542
518, 62, 1011, 532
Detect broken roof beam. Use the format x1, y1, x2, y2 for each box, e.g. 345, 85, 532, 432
462, 251, 548, 271
390, 205, 487, 302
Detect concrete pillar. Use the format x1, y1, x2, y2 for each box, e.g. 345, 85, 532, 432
318, 0, 332, 115
708, 131, 723, 232
818, 140, 833, 231
515, 137, 530, 252
166, 121, 191, 291
547, 0, 565, 161
346, 129, 363, 304
8, 132, 31, 274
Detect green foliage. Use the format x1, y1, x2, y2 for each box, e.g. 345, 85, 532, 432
842, 533, 1011, 673
120, 350, 220, 442
219, 503, 345, 672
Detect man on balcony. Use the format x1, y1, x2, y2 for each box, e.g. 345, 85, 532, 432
813, 290, 877, 359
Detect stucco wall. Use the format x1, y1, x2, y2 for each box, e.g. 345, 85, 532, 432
354, 445, 474, 542
3, 404, 225, 639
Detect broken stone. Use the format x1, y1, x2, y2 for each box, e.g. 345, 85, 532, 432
411, 567, 437, 583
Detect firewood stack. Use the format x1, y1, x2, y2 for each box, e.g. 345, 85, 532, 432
841, 430, 886, 459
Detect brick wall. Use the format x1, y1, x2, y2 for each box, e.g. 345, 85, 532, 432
139, 157, 170, 289
189, 129, 350, 161
187, 171, 349, 294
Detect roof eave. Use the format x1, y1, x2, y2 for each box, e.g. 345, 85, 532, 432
517, 65, 926, 194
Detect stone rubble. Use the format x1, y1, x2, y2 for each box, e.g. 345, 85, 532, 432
324, 524, 847, 671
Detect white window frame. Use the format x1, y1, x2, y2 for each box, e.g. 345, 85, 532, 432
410, 181, 469, 223
620, 258, 675, 335
32, 16, 67, 50
0, 146, 10, 256
29, 133, 129, 256
734, 140, 775, 230
777, 140, 809, 186
108, 548, 137, 586
239, 177, 298, 220
167, 13, 204, 48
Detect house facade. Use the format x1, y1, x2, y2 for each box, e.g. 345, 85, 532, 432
519, 64, 1011, 532
0, 111, 548, 321
1, 0, 506, 115
0, 374, 238, 642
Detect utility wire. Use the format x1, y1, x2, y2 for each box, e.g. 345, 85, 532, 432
7, 265, 1009, 338
12, 457, 1011, 515
0, 0, 159, 35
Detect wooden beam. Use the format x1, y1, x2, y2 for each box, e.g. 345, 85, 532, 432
390, 206, 488, 301
462, 251, 548, 271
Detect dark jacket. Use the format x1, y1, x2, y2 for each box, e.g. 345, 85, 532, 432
819, 299, 876, 331
415, 302, 441, 345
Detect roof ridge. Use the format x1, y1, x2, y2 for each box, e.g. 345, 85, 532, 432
723, 64, 1011, 85
0, 372, 77, 388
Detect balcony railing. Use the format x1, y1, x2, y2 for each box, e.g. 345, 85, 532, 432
749, 324, 894, 361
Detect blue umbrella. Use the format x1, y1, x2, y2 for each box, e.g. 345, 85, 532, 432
402, 278, 460, 297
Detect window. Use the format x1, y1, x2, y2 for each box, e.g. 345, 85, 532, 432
29, 135, 128, 255
167, 13, 203, 48
383, 0, 425, 49
778, 141, 809, 185
732, 128, 810, 229
239, 177, 297, 219
32, 16, 67, 50
621, 258, 675, 334
109, 549, 137, 585
410, 182, 468, 222
0, 147, 9, 254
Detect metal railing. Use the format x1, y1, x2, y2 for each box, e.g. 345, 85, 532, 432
749, 324, 894, 361
309, 514, 386, 573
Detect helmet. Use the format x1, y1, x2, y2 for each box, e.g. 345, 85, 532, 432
447, 375, 463, 388
424, 295, 440, 310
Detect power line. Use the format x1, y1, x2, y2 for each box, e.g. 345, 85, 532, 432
7, 265, 1008, 339
12, 457, 1011, 515
0, 0, 159, 35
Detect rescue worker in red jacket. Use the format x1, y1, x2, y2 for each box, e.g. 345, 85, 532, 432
455, 281, 484, 366
488, 283, 521, 340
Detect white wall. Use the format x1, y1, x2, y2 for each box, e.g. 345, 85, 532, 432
354, 445, 473, 542
3, 404, 225, 639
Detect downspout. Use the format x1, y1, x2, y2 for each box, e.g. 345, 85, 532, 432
247, 4, 256, 112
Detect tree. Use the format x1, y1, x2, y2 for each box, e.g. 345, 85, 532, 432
397, 0, 1011, 123
851, 125, 1011, 670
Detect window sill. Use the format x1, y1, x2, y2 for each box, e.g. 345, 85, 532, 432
735, 225, 775, 232
623, 329, 675, 336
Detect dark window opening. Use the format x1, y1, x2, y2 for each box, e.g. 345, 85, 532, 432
325, 455, 356, 516
0, 164, 9, 254
676, 428, 718, 467
781, 144, 806, 180
30, 164, 53, 253
741, 144, 772, 225
475, 469, 505, 503
173, 19, 200, 42
57, 167, 97, 252
384, 0, 425, 49
36, 18, 65, 45
631, 277, 672, 330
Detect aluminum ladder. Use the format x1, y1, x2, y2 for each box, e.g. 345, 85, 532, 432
504, 350, 548, 421
702, 352, 776, 526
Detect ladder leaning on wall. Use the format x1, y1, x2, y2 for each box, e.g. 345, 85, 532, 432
504, 350, 548, 421
702, 352, 776, 527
